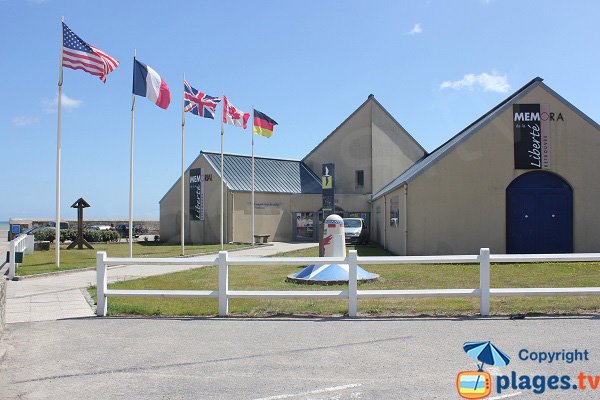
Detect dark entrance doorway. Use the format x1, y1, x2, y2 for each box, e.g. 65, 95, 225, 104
507, 171, 573, 253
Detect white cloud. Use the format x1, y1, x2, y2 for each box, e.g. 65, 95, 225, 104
43, 93, 83, 113
440, 72, 510, 93
407, 23, 422, 35
11, 116, 39, 127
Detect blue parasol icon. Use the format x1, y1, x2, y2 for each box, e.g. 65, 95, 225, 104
463, 341, 510, 392
463, 341, 511, 371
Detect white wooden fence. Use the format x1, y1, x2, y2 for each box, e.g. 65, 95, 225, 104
96, 248, 600, 317
7, 234, 34, 280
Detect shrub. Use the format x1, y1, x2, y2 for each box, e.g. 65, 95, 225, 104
83, 229, 120, 243
33, 228, 55, 242
32, 228, 120, 243
61, 229, 77, 242
154, 235, 160, 242
98, 230, 120, 243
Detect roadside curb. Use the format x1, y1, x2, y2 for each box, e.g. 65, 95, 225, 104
12, 267, 96, 280
178, 243, 270, 258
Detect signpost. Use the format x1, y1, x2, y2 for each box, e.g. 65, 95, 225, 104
321, 163, 335, 214
320, 163, 335, 257
67, 197, 93, 250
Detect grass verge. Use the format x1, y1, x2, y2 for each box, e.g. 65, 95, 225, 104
89, 244, 600, 317
17, 242, 250, 276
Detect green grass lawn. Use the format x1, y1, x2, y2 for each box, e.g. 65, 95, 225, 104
17, 242, 250, 276
90, 244, 600, 317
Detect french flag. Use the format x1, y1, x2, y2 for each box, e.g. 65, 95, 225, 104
132, 59, 171, 109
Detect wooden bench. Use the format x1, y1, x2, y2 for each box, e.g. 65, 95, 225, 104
253, 234, 270, 244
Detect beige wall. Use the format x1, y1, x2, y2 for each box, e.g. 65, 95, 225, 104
230, 193, 370, 243
304, 98, 425, 196
372, 104, 425, 193
304, 101, 373, 194
160, 156, 230, 244
371, 197, 385, 244
373, 186, 407, 254
385, 85, 600, 255
231, 192, 321, 242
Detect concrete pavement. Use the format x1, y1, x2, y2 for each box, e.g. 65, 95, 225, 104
1, 316, 599, 399
5, 242, 318, 324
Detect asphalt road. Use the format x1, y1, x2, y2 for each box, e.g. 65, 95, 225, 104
1, 316, 600, 399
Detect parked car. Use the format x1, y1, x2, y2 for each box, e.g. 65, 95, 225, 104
23, 226, 50, 235
115, 224, 143, 238
87, 225, 112, 231
343, 218, 369, 245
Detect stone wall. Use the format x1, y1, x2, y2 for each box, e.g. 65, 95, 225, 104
81, 220, 160, 234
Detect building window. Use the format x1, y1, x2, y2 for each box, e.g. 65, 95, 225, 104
355, 170, 364, 187
389, 196, 399, 227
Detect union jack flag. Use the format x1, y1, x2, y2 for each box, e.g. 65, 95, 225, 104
183, 81, 221, 119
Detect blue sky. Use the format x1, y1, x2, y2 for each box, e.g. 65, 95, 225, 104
2, 0, 599, 220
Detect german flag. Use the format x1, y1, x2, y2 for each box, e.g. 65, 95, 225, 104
253, 109, 278, 138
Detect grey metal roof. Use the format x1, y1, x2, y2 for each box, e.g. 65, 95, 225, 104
372, 77, 551, 200
203, 152, 321, 194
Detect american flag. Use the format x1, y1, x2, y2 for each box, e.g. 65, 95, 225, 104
183, 81, 221, 119
61, 22, 119, 83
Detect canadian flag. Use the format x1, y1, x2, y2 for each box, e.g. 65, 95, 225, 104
222, 96, 250, 129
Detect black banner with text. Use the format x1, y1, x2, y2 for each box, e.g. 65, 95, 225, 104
513, 104, 550, 169
189, 168, 204, 221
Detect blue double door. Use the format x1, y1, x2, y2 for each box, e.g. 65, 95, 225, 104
507, 172, 573, 254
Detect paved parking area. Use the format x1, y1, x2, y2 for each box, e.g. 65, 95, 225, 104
1, 316, 599, 399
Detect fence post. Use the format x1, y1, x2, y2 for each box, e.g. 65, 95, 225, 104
24, 235, 34, 254
348, 250, 358, 317
8, 239, 16, 280
96, 251, 108, 316
479, 248, 490, 316
218, 251, 229, 317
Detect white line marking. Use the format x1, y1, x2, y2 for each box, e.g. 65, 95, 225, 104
487, 392, 522, 400
253, 384, 362, 400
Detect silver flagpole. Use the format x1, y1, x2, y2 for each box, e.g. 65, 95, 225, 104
55, 16, 65, 267
220, 95, 225, 250
251, 108, 255, 246
181, 73, 186, 256
128, 49, 136, 258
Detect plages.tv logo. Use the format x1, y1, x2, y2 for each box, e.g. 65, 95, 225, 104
456, 341, 511, 399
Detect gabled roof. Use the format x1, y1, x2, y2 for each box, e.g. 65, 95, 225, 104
302, 95, 426, 162
160, 151, 321, 203
372, 77, 600, 201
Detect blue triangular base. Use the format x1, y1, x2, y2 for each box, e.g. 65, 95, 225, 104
287, 264, 379, 284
